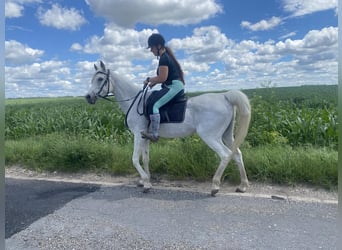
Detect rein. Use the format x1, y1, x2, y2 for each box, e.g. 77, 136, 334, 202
94, 69, 148, 128
124, 86, 148, 128
100, 94, 139, 103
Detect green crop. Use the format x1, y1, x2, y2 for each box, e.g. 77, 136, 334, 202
247, 94, 337, 148
6, 85, 338, 148
5, 98, 132, 145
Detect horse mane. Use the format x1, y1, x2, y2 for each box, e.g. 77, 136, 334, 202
110, 71, 141, 92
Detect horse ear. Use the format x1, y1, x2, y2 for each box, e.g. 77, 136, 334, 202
94, 64, 98, 71
100, 60, 106, 71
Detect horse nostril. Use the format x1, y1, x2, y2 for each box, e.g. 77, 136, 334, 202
85, 94, 96, 104
85, 94, 93, 103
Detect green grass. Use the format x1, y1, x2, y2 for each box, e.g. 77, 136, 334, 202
243, 145, 337, 189
5, 134, 337, 189
5, 133, 135, 174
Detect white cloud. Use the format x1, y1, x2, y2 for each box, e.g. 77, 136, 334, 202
85, 0, 222, 27
240, 0, 337, 33
5, 40, 44, 64
275, 27, 337, 54
78, 24, 159, 76
37, 3, 87, 31
183, 61, 210, 73
5, 60, 85, 98
5, 2, 23, 18
237, 27, 338, 88
168, 25, 337, 91
302, 26, 337, 48
282, 0, 338, 17
279, 31, 296, 40
70, 43, 83, 51
5, 0, 42, 18
5, 24, 162, 98
169, 26, 233, 64
272, 26, 338, 76
241, 16, 282, 31
77, 24, 337, 91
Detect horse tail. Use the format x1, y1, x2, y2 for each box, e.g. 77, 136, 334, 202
224, 90, 251, 153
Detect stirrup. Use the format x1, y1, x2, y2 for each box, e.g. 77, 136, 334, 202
141, 131, 159, 142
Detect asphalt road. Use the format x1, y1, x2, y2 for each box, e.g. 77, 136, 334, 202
5, 178, 99, 239
5, 177, 337, 250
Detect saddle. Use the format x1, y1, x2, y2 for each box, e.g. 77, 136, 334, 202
144, 90, 187, 123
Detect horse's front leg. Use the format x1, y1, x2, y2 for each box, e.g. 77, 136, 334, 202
142, 139, 150, 179
132, 135, 152, 192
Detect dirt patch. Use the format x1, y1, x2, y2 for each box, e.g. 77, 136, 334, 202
5, 165, 337, 203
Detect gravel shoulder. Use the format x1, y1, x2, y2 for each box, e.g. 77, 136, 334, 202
5, 165, 337, 204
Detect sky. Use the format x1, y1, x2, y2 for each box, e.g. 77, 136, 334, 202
5, 0, 338, 98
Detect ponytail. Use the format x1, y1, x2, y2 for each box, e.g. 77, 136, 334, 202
165, 47, 185, 84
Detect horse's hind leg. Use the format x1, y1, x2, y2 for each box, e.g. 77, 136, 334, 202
233, 148, 249, 193
222, 124, 249, 193
212, 144, 233, 196
211, 152, 232, 196
199, 135, 232, 196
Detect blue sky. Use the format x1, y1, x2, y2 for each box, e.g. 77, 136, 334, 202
5, 0, 338, 98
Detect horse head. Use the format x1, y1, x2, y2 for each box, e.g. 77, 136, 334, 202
85, 60, 113, 104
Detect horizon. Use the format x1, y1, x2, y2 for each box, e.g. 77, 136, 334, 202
5, 83, 337, 100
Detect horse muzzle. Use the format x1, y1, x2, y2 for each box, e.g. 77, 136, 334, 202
85, 93, 97, 104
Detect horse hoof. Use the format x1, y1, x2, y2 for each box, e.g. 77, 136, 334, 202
235, 187, 246, 193
142, 182, 152, 193
137, 179, 144, 187
211, 189, 219, 197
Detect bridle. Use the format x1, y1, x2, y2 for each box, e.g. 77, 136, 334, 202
92, 69, 148, 127
94, 69, 113, 102
94, 69, 142, 103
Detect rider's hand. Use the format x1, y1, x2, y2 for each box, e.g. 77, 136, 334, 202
148, 82, 157, 88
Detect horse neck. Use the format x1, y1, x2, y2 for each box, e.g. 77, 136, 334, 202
110, 72, 140, 113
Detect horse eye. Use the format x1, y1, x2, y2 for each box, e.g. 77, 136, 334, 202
97, 77, 103, 82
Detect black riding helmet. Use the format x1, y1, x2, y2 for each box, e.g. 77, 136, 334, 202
147, 33, 165, 48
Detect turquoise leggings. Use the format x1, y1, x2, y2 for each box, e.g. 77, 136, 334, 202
153, 80, 184, 114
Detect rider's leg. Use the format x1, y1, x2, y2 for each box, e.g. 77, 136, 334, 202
141, 80, 184, 142
152, 80, 184, 114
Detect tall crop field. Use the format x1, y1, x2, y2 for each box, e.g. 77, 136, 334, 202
5, 97, 132, 144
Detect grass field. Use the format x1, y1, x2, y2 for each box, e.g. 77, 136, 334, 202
5, 85, 338, 189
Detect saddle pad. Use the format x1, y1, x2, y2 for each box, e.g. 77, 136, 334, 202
145, 91, 187, 123
159, 99, 187, 123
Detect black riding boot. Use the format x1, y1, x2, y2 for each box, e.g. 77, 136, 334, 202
141, 114, 160, 142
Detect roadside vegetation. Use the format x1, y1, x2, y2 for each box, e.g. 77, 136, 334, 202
5, 85, 338, 189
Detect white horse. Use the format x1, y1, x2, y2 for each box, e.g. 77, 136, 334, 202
86, 61, 251, 196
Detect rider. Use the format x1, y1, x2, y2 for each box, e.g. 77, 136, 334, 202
141, 33, 185, 142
